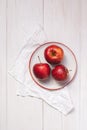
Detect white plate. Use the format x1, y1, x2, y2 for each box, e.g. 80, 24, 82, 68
29, 42, 77, 90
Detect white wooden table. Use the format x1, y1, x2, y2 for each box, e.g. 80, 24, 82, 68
0, 0, 87, 130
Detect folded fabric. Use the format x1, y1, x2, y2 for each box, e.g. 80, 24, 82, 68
9, 25, 74, 115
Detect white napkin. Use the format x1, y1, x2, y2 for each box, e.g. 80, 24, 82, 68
9, 25, 74, 115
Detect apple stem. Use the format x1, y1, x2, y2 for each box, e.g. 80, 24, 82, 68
38, 56, 41, 63
69, 69, 72, 71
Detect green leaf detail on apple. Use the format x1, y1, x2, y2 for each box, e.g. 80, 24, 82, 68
33, 45, 70, 81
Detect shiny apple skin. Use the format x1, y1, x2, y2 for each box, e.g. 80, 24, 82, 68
44, 45, 64, 64
33, 63, 51, 80
52, 65, 69, 81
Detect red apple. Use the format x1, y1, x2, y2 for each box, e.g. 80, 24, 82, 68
44, 45, 64, 64
52, 64, 69, 81
33, 63, 51, 80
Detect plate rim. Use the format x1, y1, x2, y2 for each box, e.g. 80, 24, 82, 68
29, 41, 77, 91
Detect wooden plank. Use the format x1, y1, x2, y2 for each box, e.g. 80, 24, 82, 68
80, 0, 87, 129
43, 0, 65, 130
7, 0, 43, 130
60, 0, 81, 130
0, 0, 7, 130
44, 0, 81, 130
